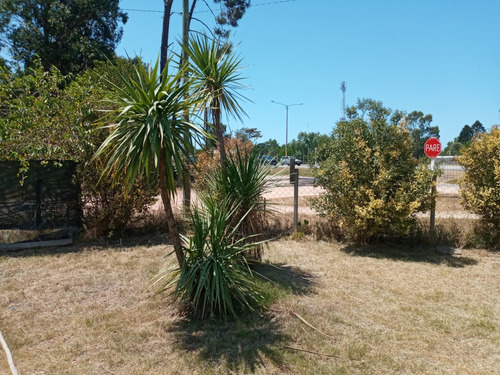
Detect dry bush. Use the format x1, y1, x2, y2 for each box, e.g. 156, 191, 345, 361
192, 137, 253, 192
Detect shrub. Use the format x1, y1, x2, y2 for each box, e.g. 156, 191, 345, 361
312, 99, 436, 242
192, 136, 253, 192
201, 148, 271, 259
80, 158, 158, 237
458, 127, 500, 230
0, 60, 158, 237
153, 198, 266, 319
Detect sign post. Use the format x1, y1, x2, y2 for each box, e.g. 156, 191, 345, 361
424, 137, 441, 237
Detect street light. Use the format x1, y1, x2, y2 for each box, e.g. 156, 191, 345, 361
271, 100, 303, 157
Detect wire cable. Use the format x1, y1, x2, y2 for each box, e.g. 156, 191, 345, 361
123, 0, 296, 14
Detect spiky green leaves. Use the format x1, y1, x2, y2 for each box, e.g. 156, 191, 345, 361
94, 58, 206, 196
154, 198, 267, 319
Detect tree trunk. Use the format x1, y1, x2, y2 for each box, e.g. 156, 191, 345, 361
181, 166, 191, 214
160, 0, 174, 72
159, 152, 184, 268
213, 105, 227, 167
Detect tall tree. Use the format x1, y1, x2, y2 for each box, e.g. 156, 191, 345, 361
405, 110, 439, 158
471, 120, 485, 136
94, 59, 206, 267
288, 131, 330, 163
1, 0, 127, 75
252, 139, 280, 157
458, 125, 474, 143
185, 34, 249, 167
213, 0, 251, 37
235, 127, 262, 143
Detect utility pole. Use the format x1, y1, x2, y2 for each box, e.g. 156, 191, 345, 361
340, 81, 346, 121
271, 101, 303, 157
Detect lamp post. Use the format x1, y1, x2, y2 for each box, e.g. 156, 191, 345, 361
271, 100, 303, 157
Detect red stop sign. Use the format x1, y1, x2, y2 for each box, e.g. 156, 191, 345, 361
424, 137, 441, 158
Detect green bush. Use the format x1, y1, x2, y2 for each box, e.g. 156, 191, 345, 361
153, 198, 266, 319
312, 99, 436, 242
200, 148, 271, 259
0, 60, 158, 236
458, 127, 500, 231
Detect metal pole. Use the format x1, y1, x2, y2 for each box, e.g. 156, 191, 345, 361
271, 101, 303, 158
285, 106, 289, 157
430, 158, 436, 236
293, 169, 299, 232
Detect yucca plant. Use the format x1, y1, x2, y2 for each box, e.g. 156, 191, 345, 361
153, 197, 266, 319
93, 57, 206, 267
205, 147, 272, 260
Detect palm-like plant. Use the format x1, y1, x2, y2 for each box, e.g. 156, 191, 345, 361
153, 197, 266, 319
205, 148, 272, 259
94, 58, 205, 267
184, 34, 249, 166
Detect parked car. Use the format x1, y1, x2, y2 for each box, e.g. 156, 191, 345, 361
258, 155, 278, 166
280, 156, 302, 166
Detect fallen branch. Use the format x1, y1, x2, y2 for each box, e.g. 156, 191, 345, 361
0, 330, 19, 375
280, 345, 341, 358
291, 311, 337, 341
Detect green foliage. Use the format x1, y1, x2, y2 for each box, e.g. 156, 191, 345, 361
313, 99, 436, 242
1, 0, 127, 74
405, 110, 440, 158
458, 127, 500, 230
0, 59, 158, 236
442, 141, 464, 156
471, 120, 486, 135
458, 125, 474, 144
153, 198, 266, 319
252, 139, 280, 158
287, 131, 330, 163
457, 121, 485, 145
202, 148, 271, 259
184, 34, 249, 164
93, 57, 204, 196
213, 0, 252, 38
346, 100, 439, 158
234, 127, 262, 143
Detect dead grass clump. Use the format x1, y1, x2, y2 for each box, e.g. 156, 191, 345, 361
436, 194, 468, 213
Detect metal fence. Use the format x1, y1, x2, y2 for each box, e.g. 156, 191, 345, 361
0, 161, 81, 244
262, 156, 475, 229
431, 156, 473, 219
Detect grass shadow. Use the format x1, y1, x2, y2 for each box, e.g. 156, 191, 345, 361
342, 243, 479, 268
169, 312, 289, 373
253, 262, 317, 295
167, 262, 315, 372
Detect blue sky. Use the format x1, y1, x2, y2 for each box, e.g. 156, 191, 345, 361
117, 0, 500, 148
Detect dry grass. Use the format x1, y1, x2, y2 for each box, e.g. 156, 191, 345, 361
437, 169, 465, 185
273, 166, 315, 178
436, 194, 467, 213
1, 238, 499, 374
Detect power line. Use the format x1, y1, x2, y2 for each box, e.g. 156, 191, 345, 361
122, 0, 296, 15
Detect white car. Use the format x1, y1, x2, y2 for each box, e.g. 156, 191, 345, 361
280, 156, 302, 166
